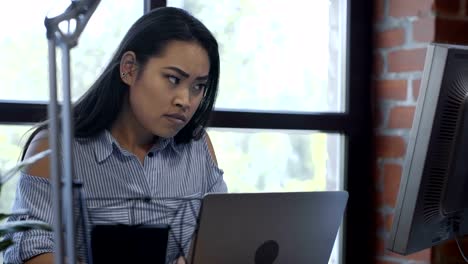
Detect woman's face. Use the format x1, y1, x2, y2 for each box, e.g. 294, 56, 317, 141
126, 40, 210, 138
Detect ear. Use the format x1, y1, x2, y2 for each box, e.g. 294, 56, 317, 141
119, 51, 138, 86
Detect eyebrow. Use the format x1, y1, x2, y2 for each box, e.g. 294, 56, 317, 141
163, 66, 209, 81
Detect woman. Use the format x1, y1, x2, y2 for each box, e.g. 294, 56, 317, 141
4, 6, 226, 264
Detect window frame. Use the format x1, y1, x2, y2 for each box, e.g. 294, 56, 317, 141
0, 0, 374, 263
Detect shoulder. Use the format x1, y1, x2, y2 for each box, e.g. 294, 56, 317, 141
173, 131, 218, 165
23, 129, 51, 179
203, 132, 218, 166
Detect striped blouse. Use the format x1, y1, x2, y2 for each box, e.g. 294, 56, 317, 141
4, 130, 227, 263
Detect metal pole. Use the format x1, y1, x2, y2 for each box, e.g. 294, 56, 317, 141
45, 2, 100, 263
60, 42, 76, 264
47, 37, 65, 264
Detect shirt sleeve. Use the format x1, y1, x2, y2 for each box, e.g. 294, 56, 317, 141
202, 132, 228, 194
3, 173, 54, 264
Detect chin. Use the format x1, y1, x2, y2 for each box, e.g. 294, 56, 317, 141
153, 128, 182, 139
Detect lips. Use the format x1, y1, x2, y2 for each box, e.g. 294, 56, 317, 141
164, 113, 187, 124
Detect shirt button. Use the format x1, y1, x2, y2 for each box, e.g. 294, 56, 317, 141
148, 152, 154, 157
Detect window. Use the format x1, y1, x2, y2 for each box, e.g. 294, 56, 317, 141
169, 0, 346, 113
0, 0, 374, 263
167, 1, 348, 263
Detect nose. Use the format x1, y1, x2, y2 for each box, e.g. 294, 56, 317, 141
173, 86, 190, 110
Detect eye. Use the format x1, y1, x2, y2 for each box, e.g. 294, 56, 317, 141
193, 83, 207, 92
167, 75, 180, 85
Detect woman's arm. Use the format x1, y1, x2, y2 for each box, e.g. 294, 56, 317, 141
6, 130, 53, 264
203, 133, 227, 194
24, 253, 54, 264
15, 130, 54, 264
205, 133, 218, 166
23, 130, 51, 179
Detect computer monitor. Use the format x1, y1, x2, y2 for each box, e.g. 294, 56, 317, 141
387, 43, 468, 255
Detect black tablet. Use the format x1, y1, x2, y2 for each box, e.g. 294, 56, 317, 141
91, 224, 170, 264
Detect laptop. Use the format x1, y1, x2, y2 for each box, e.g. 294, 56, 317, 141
190, 191, 348, 264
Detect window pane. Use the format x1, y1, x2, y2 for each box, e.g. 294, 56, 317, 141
0, 0, 143, 101
0, 125, 31, 214
168, 0, 347, 113
208, 128, 344, 264
208, 129, 344, 192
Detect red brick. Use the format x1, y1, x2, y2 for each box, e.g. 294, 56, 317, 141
375, 28, 406, 48
434, 0, 461, 15
389, 0, 434, 18
376, 135, 406, 158
375, 79, 407, 100
376, 236, 385, 255
377, 188, 384, 206
374, 52, 384, 76
374, 162, 382, 186
375, 107, 384, 128
383, 163, 402, 207
413, 16, 435, 42
374, 0, 385, 22
376, 211, 385, 230
388, 48, 427, 72
436, 18, 468, 45
376, 236, 406, 259
386, 213, 394, 232
388, 106, 415, 128
413, 79, 421, 100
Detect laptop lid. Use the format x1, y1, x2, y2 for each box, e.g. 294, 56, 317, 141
191, 191, 348, 264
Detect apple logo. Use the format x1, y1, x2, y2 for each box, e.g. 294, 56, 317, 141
255, 240, 279, 264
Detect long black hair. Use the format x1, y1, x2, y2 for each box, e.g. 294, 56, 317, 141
22, 7, 220, 159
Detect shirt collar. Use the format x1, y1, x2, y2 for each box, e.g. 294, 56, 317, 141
93, 130, 181, 163
147, 136, 182, 155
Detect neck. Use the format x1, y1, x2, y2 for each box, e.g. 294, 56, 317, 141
110, 100, 154, 154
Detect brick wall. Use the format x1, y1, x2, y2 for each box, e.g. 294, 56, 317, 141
373, 0, 468, 263
373, 0, 434, 263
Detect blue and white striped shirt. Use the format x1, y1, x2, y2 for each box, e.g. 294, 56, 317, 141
4, 130, 227, 263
